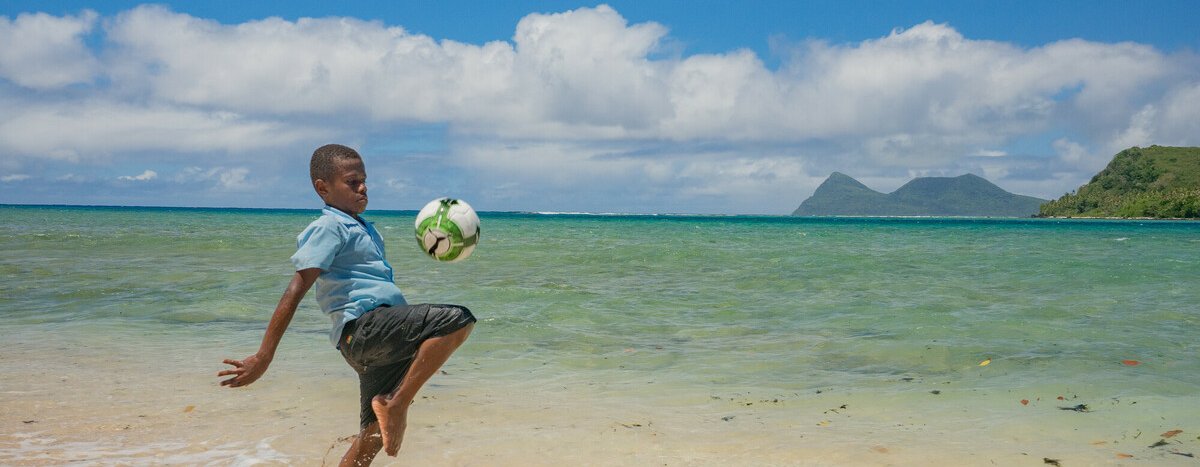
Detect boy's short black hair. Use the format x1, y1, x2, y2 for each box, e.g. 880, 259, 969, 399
310, 144, 362, 182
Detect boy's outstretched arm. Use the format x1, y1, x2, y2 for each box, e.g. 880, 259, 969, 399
219, 268, 321, 388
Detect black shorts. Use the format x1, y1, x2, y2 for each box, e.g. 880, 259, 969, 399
338, 304, 476, 429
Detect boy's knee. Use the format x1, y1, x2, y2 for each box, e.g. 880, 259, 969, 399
446, 304, 475, 322
439, 304, 476, 333
447, 321, 473, 345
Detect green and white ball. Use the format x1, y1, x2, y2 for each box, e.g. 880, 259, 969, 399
414, 197, 480, 262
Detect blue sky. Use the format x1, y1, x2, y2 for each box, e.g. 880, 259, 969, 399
1, 1, 1198, 213
18, 1, 1200, 55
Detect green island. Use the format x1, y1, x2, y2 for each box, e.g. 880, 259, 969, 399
792, 172, 1045, 217
1038, 146, 1200, 219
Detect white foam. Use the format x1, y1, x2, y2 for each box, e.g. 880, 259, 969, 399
0, 433, 294, 466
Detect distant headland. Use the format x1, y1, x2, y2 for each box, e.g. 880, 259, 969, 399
792, 172, 1045, 217
1039, 146, 1200, 219
795, 146, 1200, 219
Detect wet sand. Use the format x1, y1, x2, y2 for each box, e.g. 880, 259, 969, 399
3, 331, 1197, 466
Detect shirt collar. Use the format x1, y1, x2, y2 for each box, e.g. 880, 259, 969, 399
323, 205, 367, 226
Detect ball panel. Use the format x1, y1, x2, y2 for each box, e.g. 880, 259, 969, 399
414, 197, 480, 262
446, 200, 480, 236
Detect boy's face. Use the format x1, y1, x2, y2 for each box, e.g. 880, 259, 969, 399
316, 158, 368, 215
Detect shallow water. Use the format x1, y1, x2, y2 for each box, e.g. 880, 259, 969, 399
2, 206, 1198, 465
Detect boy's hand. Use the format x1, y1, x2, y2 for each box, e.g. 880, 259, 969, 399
218, 354, 269, 388
219, 269, 316, 389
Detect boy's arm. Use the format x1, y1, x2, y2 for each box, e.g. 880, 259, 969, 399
219, 268, 321, 388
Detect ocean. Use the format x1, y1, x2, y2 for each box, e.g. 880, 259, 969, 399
1, 205, 1198, 466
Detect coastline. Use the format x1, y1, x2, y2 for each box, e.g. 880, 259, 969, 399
2, 325, 1197, 466
3, 203, 1198, 221
3, 206, 1198, 466
1035, 215, 1199, 221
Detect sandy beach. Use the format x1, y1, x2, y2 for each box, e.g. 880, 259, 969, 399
3, 325, 1197, 466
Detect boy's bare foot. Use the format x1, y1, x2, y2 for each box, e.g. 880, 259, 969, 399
371, 395, 408, 456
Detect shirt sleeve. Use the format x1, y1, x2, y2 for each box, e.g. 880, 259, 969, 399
290, 221, 344, 271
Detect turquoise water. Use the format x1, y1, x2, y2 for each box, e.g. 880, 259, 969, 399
2, 205, 1198, 465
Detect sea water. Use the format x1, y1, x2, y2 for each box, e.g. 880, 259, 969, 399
1, 205, 1198, 465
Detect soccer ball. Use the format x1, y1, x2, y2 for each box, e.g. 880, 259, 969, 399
414, 197, 480, 262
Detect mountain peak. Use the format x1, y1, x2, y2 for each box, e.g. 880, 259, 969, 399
793, 173, 1045, 217
818, 171, 874, 190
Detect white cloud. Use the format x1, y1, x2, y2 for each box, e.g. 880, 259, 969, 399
97, 8, 1168, 149
384, 178, 409, 191
99, 4, 677, 137
177, 166, 252, 190
978, 164, 1010, 182
0, 10, 99, 89
56, 173, 88, 182
29, 7, 1199, 153
0, 100, 333, 159
454, 139, 813, 213
676, 156, 807, 199
1109, 104, 1159, 153
972, 149, 1008, 158
2, 6, 1198, 212
1125, 80, 1200, 149
1051, 137, 1109, 181
217, 167, 251, 190
509, 6, 672, 129
1053, 138, 1089, 163
118, 169, 157, 181
2, 174, 31, 182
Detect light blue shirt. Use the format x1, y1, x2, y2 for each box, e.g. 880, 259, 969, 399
291, 206, 407, 346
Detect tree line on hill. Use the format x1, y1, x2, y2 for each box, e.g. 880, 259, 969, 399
1038, 146, 1200, 219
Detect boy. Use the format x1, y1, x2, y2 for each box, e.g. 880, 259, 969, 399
219, 144, 475, 466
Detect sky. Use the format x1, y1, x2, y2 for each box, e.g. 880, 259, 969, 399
1, 1, 1198, 214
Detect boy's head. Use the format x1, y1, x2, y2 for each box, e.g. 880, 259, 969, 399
310, 144, 368, 215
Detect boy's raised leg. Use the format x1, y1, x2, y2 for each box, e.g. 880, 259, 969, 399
374, 323, 474, 457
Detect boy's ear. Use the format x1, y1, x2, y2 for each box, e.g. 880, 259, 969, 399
313, 179, 329, 197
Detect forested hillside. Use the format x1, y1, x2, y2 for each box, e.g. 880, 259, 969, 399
1039, 146, 1200, 218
